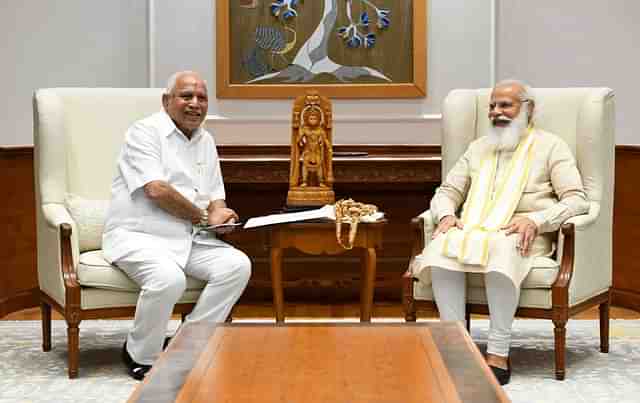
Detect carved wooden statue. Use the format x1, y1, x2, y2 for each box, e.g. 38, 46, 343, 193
287, 90, 335, 207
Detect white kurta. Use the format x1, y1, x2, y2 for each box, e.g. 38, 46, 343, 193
102, 110, 226, 267
415, 129, 589, 287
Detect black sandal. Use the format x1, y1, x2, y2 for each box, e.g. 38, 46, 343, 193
122, 342, 152, 381
489, 357, 511, 385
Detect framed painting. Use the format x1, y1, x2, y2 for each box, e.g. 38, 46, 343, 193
216, 0, 427, 99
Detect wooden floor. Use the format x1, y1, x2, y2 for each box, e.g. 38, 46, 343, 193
3, 303, 639, 321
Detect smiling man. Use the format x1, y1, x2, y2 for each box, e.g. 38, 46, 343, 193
102, 71, 251, 380
414, 80, 589, 385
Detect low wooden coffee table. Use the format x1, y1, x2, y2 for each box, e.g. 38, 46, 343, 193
128, 322, 510, 403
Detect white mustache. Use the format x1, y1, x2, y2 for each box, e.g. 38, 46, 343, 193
493, 116, 512, 124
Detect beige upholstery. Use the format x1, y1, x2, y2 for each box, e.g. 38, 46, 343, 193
34, 88, 205, 311
412, 87, 615, 309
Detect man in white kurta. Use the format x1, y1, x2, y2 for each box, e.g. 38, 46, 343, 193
414, 80, 589, 384
103, 71, 251, 380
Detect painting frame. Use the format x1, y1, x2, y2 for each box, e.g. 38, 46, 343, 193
215, 0, 427, 99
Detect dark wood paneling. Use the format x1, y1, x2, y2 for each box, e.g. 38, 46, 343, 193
0, 147, 38, 318
220, 144, 440, 303
2, 144, 639, 316
612, 145, 640, 312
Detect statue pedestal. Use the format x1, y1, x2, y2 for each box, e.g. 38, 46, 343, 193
287, 187, 335, 207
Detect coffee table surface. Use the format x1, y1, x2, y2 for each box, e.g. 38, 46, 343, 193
128, 322, 510, 403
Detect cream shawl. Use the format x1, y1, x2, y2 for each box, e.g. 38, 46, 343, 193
442, 129, 536, 266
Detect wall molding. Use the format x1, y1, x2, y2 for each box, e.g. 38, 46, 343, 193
206, 114, 443, 124
147, 0, 156, 87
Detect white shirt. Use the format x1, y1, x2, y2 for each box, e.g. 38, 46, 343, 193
103, 110, 225, 267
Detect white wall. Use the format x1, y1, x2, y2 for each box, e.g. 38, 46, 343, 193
154, 0, 493, 145
497, 1, 640, 144
2, 1, 637, 146
0, 0, 149, 146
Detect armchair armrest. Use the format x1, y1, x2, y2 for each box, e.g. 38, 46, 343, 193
37, 203, 80, 308
553, 202, 611, 306
405, 210, 435, 282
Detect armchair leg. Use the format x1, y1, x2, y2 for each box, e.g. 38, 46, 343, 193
599, 299, 610, 353
41, 302, 51, 352
465, 308, 471, 333
552, 318, 567, 380
402, 271, 417, 322
67, 319, 80, 379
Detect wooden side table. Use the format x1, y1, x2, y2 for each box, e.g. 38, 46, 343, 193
269, 220, 385, 322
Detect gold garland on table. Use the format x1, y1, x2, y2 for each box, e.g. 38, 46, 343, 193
334, 198, 378, 250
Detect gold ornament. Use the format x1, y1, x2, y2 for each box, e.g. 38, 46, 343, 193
334, 199, 378, 250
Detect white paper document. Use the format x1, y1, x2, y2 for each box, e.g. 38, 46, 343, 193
243, 205, 335, 229
243, 204, 384, 229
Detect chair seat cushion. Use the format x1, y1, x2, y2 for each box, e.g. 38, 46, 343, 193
77, 250, 206, 292
467, 256, 560, 289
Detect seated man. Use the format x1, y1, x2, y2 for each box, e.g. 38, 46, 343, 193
102, 71, 251, 380
415, 80, 589, 385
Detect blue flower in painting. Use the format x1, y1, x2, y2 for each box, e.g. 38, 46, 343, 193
282, 9, 297, 19
359, 12, 369, 27
270, 0, 298, 20
347, 35, 362, 48
364, 33, 376, 48
376, 9, 391, 30
270, 2, 283, 17
337, 26, 350, 38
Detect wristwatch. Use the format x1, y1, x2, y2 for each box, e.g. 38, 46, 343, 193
199, 209, 209, 227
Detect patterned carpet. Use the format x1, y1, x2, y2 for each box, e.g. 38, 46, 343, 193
1, 319, 639, 403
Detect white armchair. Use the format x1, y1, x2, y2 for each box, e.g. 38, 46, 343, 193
33, 88, 207, 378
403, 87, 615, 380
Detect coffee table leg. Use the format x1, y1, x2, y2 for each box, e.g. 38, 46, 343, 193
270, 247, 285, 323
360, 247, 377, 322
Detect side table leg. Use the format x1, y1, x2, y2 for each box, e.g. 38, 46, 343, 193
360, 247, 377, 322
270, 247, 285, 323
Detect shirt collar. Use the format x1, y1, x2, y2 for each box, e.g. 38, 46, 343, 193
157, 109, 203, 142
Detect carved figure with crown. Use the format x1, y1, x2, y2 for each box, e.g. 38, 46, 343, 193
287, 90, 335, 207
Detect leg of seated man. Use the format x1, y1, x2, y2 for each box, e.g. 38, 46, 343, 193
183, 242, 251, 323
431, 267, 466, 325
117, 258, 187, 365
484, 271, 520, 367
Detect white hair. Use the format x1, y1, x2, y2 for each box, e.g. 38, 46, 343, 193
494, 79, 537, 124
164, 71, 206, 95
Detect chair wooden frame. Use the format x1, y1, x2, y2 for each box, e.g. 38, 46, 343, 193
40, 224, 197, 379
402, 216, 611, 380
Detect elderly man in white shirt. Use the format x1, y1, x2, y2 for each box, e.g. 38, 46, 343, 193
102, 71, 251, 380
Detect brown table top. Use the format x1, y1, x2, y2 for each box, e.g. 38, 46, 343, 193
128, 322, 510, 403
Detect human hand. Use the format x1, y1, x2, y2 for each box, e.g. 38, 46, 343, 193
500, 217, 538, 256
432, 215, 463, 239
208, 207, 239, 226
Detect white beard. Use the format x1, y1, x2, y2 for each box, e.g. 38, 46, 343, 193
487, 109, 529, 152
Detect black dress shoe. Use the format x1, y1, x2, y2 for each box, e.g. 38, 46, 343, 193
489, 360, 511, 386
122, 342, 152, 381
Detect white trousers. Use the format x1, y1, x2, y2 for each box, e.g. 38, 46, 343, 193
431, 267, 520, 357
117, 242, 251, 365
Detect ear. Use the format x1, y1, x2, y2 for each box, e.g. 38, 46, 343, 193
162, 93, 169, 109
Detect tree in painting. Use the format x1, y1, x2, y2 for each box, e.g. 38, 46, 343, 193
244, 0, 392, 83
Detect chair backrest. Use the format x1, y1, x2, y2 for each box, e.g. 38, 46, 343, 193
441, 87, 615, 218
33, 88, 165, 204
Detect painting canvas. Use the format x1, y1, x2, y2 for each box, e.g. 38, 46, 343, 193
216, 0, 426, 98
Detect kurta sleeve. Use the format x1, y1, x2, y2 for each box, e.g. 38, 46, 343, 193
430, 147, 472, 223
119, 123, 166, 195
528, 139, 589, 233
